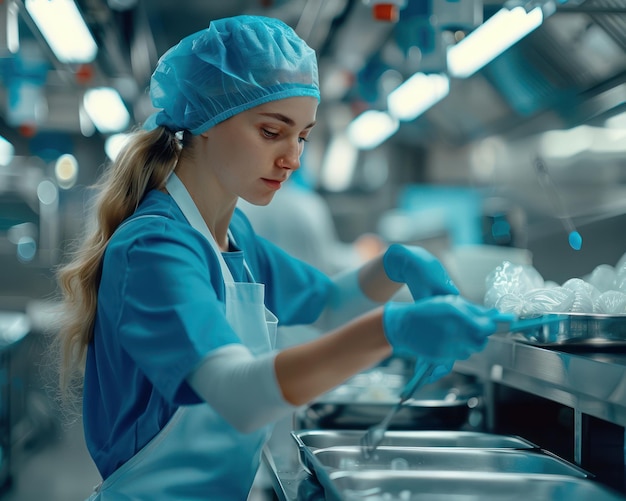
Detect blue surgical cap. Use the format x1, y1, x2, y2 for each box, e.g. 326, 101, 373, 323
144, 15, 320, 135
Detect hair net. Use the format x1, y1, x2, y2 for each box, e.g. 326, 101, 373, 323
144, 15, 320, 135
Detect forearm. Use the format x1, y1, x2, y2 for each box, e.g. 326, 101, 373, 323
312, 256, 402, 331
357, 252, 403, 302
187, 309, 392, 430
275, 307, 392, 406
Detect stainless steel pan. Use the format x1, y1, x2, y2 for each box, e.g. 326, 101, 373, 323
511, 312, 626, 350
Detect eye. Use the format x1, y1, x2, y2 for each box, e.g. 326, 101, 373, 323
298, 136, 310, 144
261, 128, 279, 139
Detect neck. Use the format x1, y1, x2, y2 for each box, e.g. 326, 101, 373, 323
173, 164, 236, 252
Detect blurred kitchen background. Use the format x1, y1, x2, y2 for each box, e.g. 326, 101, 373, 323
0, 0, 625, 499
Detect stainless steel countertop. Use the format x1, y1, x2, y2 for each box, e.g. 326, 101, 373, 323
455, 333, 626, 427
263, 334, 626, 499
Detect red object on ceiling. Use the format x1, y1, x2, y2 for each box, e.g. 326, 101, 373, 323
372, 3, 400, 22
75, 64, 94, 85
18, 123, 37, 137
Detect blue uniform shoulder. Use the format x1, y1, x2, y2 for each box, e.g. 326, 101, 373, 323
113, 190, 189, 239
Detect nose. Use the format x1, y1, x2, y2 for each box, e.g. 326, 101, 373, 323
277, 139, 303, 170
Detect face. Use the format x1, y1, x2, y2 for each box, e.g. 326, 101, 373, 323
199, 96, 318, 206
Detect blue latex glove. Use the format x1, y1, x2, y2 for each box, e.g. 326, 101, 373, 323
383, 244, 458, 300
426, 358, 455, 383
383, 295, 497, 360
406, 356, 455, 387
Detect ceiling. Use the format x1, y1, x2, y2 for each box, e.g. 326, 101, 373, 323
2, 0, 626, 149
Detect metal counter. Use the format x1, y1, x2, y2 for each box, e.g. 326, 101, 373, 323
262, 333, 626, 499
454, 333, 626, 428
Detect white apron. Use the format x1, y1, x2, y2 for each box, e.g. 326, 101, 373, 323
88, 173, 278, 500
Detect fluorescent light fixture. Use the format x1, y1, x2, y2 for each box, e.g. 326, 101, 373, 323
105, 133, 131, 161
590, 127, 626, 154
387, 73, 449, 121
347, 110, 399, 150
54, 153, 79, 189
539, 126, 593, 160
4, 1, 20, 54
25, 0, 98, 63
83, 87, 130, 133
447, 6, 543, 79
606, 111, 626, 129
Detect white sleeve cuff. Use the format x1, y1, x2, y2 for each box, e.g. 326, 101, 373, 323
186, 344, 296, 433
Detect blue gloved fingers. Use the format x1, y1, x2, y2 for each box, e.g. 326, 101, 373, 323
444, 302, 498, 357
487, 309, 516, 324
427, 359, 455, 384
383, 244, 459, 301
410, 356, 455, 386
383, 295, 498, 361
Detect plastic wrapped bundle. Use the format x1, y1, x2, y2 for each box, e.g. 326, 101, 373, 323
594, 290, 626, 314
521, 287, 575, 317
562, 278, 600, 313
484, 261, 544, 309
483, 252, 626, 317
586, 264, 617, 293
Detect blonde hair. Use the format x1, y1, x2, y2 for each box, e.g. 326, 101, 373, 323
55, 127, 183, 401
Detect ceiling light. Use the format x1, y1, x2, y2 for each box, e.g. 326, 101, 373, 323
347, 110, 399, 150
539, 126, 593, 160
2, 1, 20, 54
105, 133, 131, 161
54, 153, 78, 189
606, 111, 626, 129
387, 73, 449, 121
83, 87, 130, 133
447, 6, 543, 79
25, 0, 98, 63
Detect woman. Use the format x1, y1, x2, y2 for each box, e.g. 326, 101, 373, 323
56, 15, 501, 500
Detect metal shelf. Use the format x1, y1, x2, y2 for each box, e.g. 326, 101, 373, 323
455, 334, 626, 428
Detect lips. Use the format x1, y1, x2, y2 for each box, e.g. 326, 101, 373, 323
261, 178, 283, 190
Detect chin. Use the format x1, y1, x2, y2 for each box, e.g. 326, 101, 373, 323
242, 193, 275, 206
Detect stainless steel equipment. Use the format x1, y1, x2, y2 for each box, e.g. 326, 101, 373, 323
326, 470, 625, 501
511, 312, 626, 350
303, 446, 591, 478
360, 363, 435, 458
291, 428, 612, 501
292, 429, 539, 451
295, 366, 481, 431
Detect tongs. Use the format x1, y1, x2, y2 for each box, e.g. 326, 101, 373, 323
360, 362, 435, 459
359, 313, 566, 458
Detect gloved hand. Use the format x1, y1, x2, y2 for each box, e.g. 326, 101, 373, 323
425, 358, 455, 384
406, 356, 456, 387
383, 244, 458, 301
383, 295, 498, 360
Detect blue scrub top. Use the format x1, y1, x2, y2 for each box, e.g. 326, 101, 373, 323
84, 189, 333, 479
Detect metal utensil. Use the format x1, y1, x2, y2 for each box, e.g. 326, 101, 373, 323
360, 362, 435, 459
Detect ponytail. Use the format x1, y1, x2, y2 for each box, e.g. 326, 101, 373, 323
55, 127, 181, 401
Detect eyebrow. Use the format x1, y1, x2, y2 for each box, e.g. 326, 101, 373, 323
258, 112, 316, 130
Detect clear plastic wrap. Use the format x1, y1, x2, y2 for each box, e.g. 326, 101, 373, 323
594, 290, 626, 314
483, 252, 626, 317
